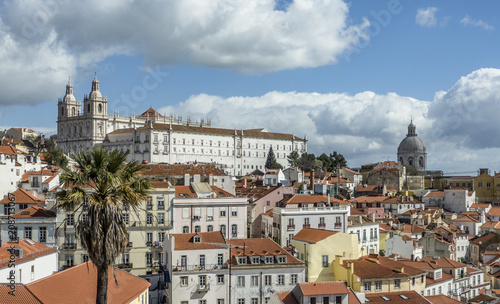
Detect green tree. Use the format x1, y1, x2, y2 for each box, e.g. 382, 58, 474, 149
287, 150, 300, 168
46, 146, 69, 168
297, 152, 316, 172
265, 147, 282, 169
327, 151, 347, 171
57, 147, 151, 304
317, 153, 332, 171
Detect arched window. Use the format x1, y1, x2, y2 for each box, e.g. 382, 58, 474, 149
61, 107, 64, 116
419, 157, 423, 167
207, 225, 213, 232
231, 224, 238, 237
71, 107, 75, 116
182, 226, 189, 233
98, 104, 102, 113
87, 103, 91, 113
399, 157, 403, 164
220, 224, 226, 236
194, 225, 201, 233
408, 157, 414, 166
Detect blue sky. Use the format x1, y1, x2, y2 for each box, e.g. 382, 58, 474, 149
1, 0, 500, 174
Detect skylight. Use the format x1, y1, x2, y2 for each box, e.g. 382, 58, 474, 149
399, 295, 409, 300
381, 296, 390, 301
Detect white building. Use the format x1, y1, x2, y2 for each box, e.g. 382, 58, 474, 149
57, 77, 307, 176
0, 239, 58, 284
269, 281, 358, 304
0, 147, 42, 199
0, 205, 57, 247
227, 238, 306, 304
273, 195, 351, 247
443, 187, 476, 214
346, 215, 380, 255
0, 188, 45, 217
20, 166, 61, 198
165, 231, 229, 304
263, 169, 288, 186
385, 234, 423, 260
171, 183, 248, 239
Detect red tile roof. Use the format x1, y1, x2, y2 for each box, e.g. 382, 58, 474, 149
8, 205, 56, 219
0, 284, 41, 303
488, 208, 500, 217
280, 194, 347, 205
0, 239, 57, 268
227, 238, 302, 265
25, 262, 150, 304
425, 295, 463, 304
0, 188, 44, 204
0, 145, 19, 155
424, 191, 444, 198
293, 228, 339, 243
171, 231, 226, 251
343, 255, 424, 279
277, 291, 299, 304
365, 291, 428, 304
299, 281, 349, 296
420, 256, 466, 268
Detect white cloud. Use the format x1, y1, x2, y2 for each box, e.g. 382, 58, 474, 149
0, 0, 369, 106
415, 7, 439, 27
460, 15, 494, 31
158, 68, 500, 173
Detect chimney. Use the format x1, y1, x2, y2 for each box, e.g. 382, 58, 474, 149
481, 211, 486, 224
208, 174, 214, 185
193, 174, 201, 183
371, 212, 375, 222
184, 174, 190, 186
310, 170, 315, 193
243, 179, 247, 188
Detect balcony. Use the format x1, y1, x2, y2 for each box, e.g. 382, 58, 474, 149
173, 264, 227, 272
62, 264, 74, 270
129, 221, 172, 229
287, 225, 295, 231
146, 242, 153, 247
334, 223, 342, 228
318, 223, 326, 229
196, 284, 210, 292
117, 263, 133, 269
146, 204, 153, 210
302, 224, 311, 228
62, 243, 76, 250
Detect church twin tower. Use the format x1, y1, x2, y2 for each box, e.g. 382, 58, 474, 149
57, 75, 108, 154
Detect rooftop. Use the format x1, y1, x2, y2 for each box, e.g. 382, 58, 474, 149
292, 228, 339, 243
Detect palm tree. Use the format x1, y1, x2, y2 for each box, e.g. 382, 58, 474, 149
57, 146, 151, 304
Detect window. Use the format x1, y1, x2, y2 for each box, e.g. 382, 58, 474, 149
220, 224, 226, 236
183, 226, 189, 233
147, 213, 152, 225
231, 207, 238, 216
394, 279, 400, 289
158, 213, 165, 225
193, 235, 201, 243
375, 281, 382, 291
147, 197, 153, 210
207, 207, 214, 221
335, 296, 342, 304
278, 256, 286, 264
251, 299, 258, 304
265, 275, 272, 286
217, 274, 225, 284
199, 301, 206, 304
200, 254, 205, 269
265, 256, 273, 264
251, 275, 259, 287
123, 213, 129, 225
412, 277, 415, 285
238, 299, 245, 304
322, 255, 329, 267
277, 275, 285, 285
24, 227, 32, 239
207, 225, 213, 232
65, 254, 74, 266
251, 257, 260, 264
238, 257, 247, 265
421, 274, 424, 283
364, 282, 371, 291
238, 276, 245, 287
181, 256, 187, 270
199, 275, 207, 289
146, 253, 152, 267
67, 214, 74, 226
194, 225, 201, 232
220, 207, 226, 217
146, 232, 153, 244
232, 224, 238, 237
180, 276, 188, 286
39, 227, 47, 242
291, 274, 298, 284
218, 254, 224, 266
478, 182, 483, 188
157, 197, 165, 210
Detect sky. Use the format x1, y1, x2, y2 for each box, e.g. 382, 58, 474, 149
1, 0, 500, 174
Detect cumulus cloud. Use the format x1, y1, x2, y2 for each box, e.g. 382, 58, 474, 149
0, 0, 369, 105
157, 68, 500, 172
460, 15, 494, 31
415, 7, 439, 27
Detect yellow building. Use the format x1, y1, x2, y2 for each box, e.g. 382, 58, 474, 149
445, 176, 474, 190
332, 254, 426, 295
474, 169, 495, 203
378, 224, 395, 254
291, 228, 359, 282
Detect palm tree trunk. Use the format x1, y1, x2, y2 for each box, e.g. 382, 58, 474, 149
96, 264, 108, 304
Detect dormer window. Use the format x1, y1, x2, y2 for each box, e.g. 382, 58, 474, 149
277, 256, 286, 264
265, 256, 274, 264
193, 235, 201, 243
251, 257, 260, 264
238, 257, 247, 265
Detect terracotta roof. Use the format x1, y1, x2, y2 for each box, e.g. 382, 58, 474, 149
263, 208, 273, 217
471, 203, 491, 208
424, 191, 444, 198
279, 194, 347, 205
470, 232, 497, 245
0, 239, 57, 268
488, 208, 500, 217
236, 185, 279, 200
299, 281, 349, 296
277, 291, 299, 304
453, 214, 480, 223
8, 205, 56, 219
108, 128, 134, 135
343, 254, 424, 279
480, 221, 500, 229
0, 145, 19, 155
400, 224, 426, 234
293, 228, 339, 243
349, 195, 388, 203
344, 168, 361, 175
171, 231, 226, 251
139, 163, 227, 177
0, 284, 41, 303
25, 262, 150, 304
137, 107, 165, 118
136, 123, 304, 140
425, 295, 463, 304
354, 185, 383, 192
173, 185, 233, 198
350, 207, 364, 216
425, 272, 454, 286
0, 188, 44, 204
365, 291, 428, 304
420, 256, 466, 268
227, 238, 302, 265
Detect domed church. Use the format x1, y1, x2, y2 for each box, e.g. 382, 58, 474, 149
397, 121, 426, 171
